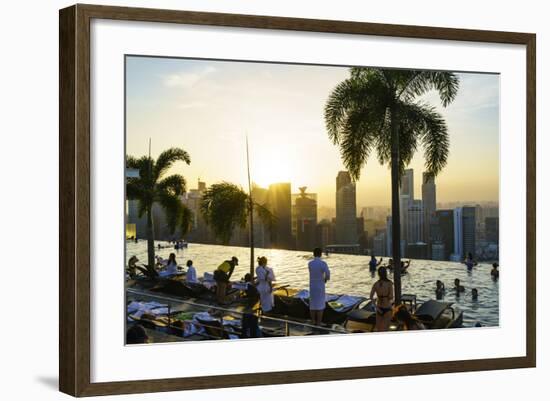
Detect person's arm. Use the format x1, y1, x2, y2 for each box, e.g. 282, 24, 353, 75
377, 258, 383, 267
227, 262, 236, 280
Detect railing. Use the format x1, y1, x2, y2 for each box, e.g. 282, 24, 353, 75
126, 287, 349, 340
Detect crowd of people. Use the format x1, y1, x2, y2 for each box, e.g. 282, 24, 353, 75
127, 245, 499, 334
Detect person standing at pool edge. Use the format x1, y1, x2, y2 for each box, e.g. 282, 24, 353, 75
308, 247, 331, 326
214, 256, 239, 304
370, 266, 394, 332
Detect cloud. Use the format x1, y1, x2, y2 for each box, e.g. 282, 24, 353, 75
162, 66, 216, 89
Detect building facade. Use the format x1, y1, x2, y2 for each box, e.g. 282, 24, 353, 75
335, 171, 357, 244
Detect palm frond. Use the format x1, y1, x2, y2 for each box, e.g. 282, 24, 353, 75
156, 174, 187, 196
400, 102, 450, 175
200, 182, 248, 244
253, 202, 277, 233
398, 70, 459, 107
154, 148, 191, 180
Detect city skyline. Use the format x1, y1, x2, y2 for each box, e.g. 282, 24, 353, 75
127, 56, 500, 209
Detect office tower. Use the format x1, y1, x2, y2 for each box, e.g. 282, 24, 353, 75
293, 187, 318, 251
406, 243, 428, 259
399, 169, 414, 243
462, 206, 476, 257
401, 168, 414, 199
316, 219, 335, 249
335, 171, 357, 244
422, 172, 436, 251
431, 242, 446, 261
485, 217, 499, 243
434, 209, 455, 260
451, 207, 463, 261
407, 199, 424, 244
361, 207, 375, 220
373, 232, 386, 256
267, 183, 293, 249
251, 186, 271, 248
127, 199, 147, 239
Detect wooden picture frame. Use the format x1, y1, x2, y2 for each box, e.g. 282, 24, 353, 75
59, 3, 536, 397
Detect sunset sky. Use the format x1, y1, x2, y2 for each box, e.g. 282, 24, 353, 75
126, 56, 499, 209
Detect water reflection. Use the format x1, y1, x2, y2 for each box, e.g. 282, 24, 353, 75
127, 241, 499, 327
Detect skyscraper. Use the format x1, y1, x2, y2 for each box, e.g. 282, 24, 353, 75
400, 168, 414, 243
335, 171, 357, 244
401, 169, 414, 199
251, 186, 271, 248
293, 187, 318, 251
407, 199, 424, 244
485, 217, 499, 243
268, 183, 293, 249
422, 172, 436, 252
462, 206, 476, 257
451, 207, 463, 261
434, 209, 455, 260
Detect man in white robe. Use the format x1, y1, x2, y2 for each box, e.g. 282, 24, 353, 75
307, 247, 331, 326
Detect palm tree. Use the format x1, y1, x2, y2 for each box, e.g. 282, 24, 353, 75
200, 182, 275, 278
325, 68, 459, 303
126, 148, 193, 277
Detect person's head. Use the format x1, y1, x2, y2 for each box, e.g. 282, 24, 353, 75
313, 247, 322, 257
258, 256, 267, 266
244, 273, 252, 282
186, 260, 193, 267
472, 288, 478, 299
378, 266, 388, 281
129, 255, 138, 264
436, 280, 443, 289
126, 324, 149, 344
370, 253, 375, 260
468, 252, 473, 260
388, 258, 393, 265
231, 256, 239, 266
168, 253, 176, 263
492, 262, 499, 270
454, 278, 460, 286
393, 304, 414, 326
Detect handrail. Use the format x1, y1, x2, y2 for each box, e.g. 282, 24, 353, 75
126, 287, 349, 335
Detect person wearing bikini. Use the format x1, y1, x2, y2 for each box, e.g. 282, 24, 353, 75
369, 266, 394, 332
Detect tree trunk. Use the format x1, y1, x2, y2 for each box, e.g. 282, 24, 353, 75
390, 105, 402, 304
146, 206, 156, 277
249, 197, 255, 279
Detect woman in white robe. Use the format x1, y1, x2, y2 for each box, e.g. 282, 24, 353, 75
255, 256, 275, 313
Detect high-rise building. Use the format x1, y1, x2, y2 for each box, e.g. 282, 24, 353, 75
407, 199, 424, 245
293, 187, 318, 251
385, 216, 406, 257
316, 219, 335, 249
268, 183, 293, 249
406, 243, 428, 259
361, 207, 375, 220
431, 242, 446, 261
401, 168, 414, 199
451, 207, 463, 261
433, 209, 455, 261
422, 172, 436, 252
127, 199, 147, 239
462, 206, 476, 257
485, 217, 499, 243
373, 232, 386, 256
399, 169, 414, 244
251, 186, 271, 248
335, 171, 357, 244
